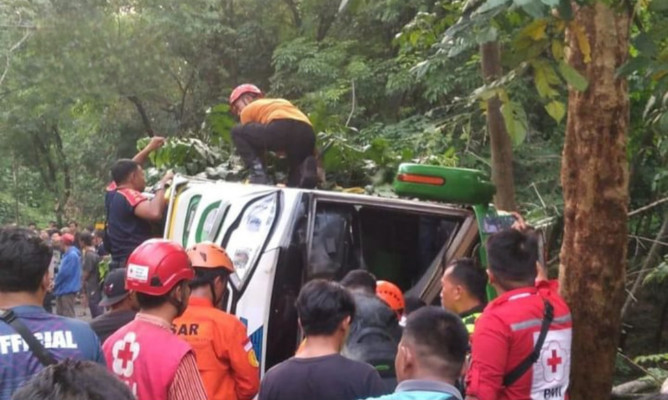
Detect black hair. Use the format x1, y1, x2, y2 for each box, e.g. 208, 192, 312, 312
404, 296, 426, 315
296, 279, 356, 336
189, 268, 230, 289
340, 270, 377, 293
79, 231, 93, 247
11, 359, 134, 400
446, 258, 488, 304
136, 292, 169, 309
0, 227, 52, 293
93, 229, 105, 239
111, 159, 140, 184
403, 306, 469, 380
486, 229, 538, 289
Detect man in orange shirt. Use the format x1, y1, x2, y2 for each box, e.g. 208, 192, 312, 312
173, 242, 260, 400
229, 84, 318, 188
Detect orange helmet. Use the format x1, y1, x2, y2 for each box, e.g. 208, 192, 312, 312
187, 242, 234, 273
229, 84, 263, 106
376, 280, 405, 313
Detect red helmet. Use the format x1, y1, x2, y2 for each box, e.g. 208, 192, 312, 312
125, 239, 194, 296
229, 84, 263, 106
376, 280, 405, 313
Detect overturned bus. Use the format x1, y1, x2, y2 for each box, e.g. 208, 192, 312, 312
162, 163, 516, 375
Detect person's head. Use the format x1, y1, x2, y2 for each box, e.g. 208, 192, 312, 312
39, 230, 49, 242
11, 359, 135, 400
126, 239, 194, 319
79, 231, 93, 249
340, 269, 377, 295
0, 227, 52, 300
111, 159, 145, 191
27, 222, 37, 231
296, 279, 355, 346
50, 232, 61, 247
99, 268, 138, 312
376, 280, 405, 317
60, 233, 75, 252
486, 229, 539, 293
68, 220, 78, 232
229, 83, 263, 115
48, 221, 57, 229
395, 306, 468, 384
187, 242, 235, 307
440, 258, 488, 314
92, 229, 105, 247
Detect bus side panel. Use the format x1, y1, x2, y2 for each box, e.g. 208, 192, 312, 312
234, 248, 279, 376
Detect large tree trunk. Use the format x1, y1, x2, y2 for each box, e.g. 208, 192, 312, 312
480, 41, 516, 210
559, 2, 630, 399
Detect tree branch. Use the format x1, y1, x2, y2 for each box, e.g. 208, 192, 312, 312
127, 95, 154, 137
0, 29, 32, 88
283, 0, 302, 29
628, 197, 668, 217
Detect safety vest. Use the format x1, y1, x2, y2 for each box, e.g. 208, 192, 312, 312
103, 318, 191, 400
461, 312, 482, 335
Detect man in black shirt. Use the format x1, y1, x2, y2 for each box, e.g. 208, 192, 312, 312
259, 279, 387, 400
89, 268, 138, 343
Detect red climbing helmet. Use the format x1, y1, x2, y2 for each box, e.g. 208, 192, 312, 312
125, 239, 194, 296
229, 84, 263, 106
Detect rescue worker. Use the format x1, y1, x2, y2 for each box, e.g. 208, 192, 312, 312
465, 229, 572, 400
105, 136, 173, 270
0, 227, 104, 399
340, 270, 402, 392
229, 84, 318, 188
376, 280, 405, 320
440, 258, 487, 335
173, 242, 260, 400
102, 239, 207, 400
361, 307, 468, 400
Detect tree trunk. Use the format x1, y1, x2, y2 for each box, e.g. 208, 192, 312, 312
480, 41, 516, 210
127, 95, 155, 137
559, 2, 630, 399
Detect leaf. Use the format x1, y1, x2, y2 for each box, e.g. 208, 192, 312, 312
545, 100, 566, 123
556, 0, 573, 20
513, 0, 548, 18
570, 22, 591, 63
521, 19, 548, 41
660, 112, 668, 132
532, 60, 561, 98
541, 0, 560, 7
551, 40, 564, 59
558, 61, 588, 91
616, 56, 648, 77
477, 0, 512, 14
633, 33, 658, 57
501, 101, 528, 146
476, 26, 499, 44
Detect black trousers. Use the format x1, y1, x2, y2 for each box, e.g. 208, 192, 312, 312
231, 119, 315, 187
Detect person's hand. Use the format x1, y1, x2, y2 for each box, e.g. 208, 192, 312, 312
145, 136, 166, 152
159, 170, 175, 186
509, 211, 528, 231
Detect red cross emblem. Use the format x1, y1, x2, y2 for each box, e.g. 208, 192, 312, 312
111, 332, 140, 378
547, 349, 562, 373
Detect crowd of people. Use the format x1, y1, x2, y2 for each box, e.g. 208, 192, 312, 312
0, 84, 586, 400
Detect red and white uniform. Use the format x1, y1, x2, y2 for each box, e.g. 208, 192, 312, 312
465, 280, 572, 400
103, 313, 207, 400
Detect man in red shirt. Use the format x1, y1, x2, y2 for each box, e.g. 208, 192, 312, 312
465, 229, 572, 400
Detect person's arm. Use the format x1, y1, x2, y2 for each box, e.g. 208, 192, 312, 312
168, 352, 208, 400
228, 323, 261, 400
81, 252, 93, 282
133, 170, 174, 221
133, 136, 165, 165
465, 314, 509, 400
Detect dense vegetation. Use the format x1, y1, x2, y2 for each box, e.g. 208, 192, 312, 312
2, 0, 668, 396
